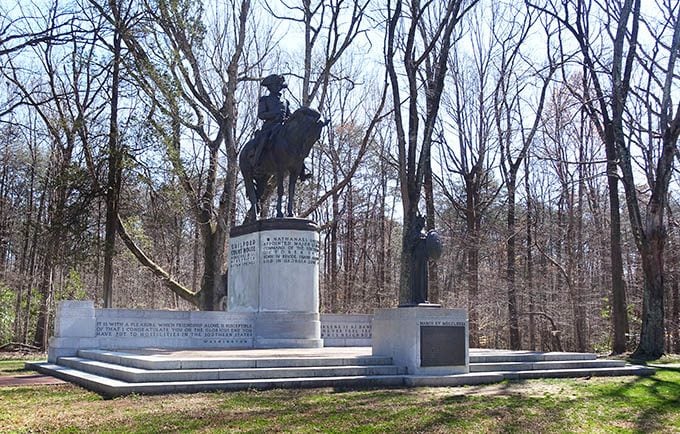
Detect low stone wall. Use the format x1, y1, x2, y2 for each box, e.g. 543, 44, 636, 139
95, 308, 255, 348
48, 301, 373, 362
320, 313, 372, 347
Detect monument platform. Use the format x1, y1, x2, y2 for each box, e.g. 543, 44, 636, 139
27, 347, 654, 397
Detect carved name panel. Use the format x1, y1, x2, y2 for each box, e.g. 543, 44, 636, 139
419, 325, 466, 367
229, 238, 258, 267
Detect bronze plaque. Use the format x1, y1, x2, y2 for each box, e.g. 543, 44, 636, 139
420, 326, 466, 366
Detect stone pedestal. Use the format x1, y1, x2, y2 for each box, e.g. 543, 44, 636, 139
372, 307, 469, 375
228, 218, 322, 348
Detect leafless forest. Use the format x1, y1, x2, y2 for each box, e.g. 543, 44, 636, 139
0, 0, 679, 359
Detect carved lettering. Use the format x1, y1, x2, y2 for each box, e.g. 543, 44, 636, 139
229, 238, 258, 267
95, 320, 253, 340
261, 236, 320, 265
321, 322, 372, 339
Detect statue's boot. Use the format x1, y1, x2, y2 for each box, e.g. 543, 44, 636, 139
299, 163, 313, 181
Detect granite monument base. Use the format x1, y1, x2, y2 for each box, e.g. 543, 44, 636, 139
253, 311, 322, 348
227, 218, 322, 348
372, 307, 469, 375
47, 301, 370, 362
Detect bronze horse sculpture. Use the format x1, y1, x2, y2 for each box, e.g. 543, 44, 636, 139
239, 106, 328, 222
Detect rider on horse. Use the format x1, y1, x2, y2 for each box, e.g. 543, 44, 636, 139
251, 74, 312, 181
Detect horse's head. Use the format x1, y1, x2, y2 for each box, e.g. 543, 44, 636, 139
285, 107, 328, 152
288, 106, 322, 125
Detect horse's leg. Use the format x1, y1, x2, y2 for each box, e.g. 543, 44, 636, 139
239, 146, 258, 223
244, 173, 258, 222
258, 176, 275, 219
287, 168, 297, 217
276, 171, 284, 218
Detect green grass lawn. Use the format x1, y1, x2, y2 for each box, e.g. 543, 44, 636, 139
1, 355, 679, 433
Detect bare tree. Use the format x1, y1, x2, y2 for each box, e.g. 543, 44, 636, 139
493, 7, 555, 350
529, 0, 680, 358
264, 0, 371, 109
91, 0, 261, 310
385, 0, 478, 304
264, 1, 388, 225
0, 1, 72, 57
2, 14, 105, 346
437, 7, 501, 343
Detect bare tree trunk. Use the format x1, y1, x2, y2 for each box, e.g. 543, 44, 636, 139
424, 156, 439, 303
22, 182, 45, 344
672, 275, 679, 353
377, 163, 387, 307
0, 163, 8, 276
574, 132, 587, 352
191, 221, 200, 294
343, 184, 355, 311
466, 233, 480, 346
330, 193, 339, 310
34, 242, 56, 348
635, 209, 667, 358
34, 154, 70, 348
525, 155, 535, 350
603, 124, 628, 353
13, 146, 36, 341
102, 8, 123, 308
506, 177, 520, 349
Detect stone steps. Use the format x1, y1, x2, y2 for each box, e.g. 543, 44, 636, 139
405, 365, 655, 387
469, 351, 597, 363
27, 362, 407, 397
76, 349, 394, 370
57, 356, 403, 383
470, 359, 625, 372
25, 348, 655, 397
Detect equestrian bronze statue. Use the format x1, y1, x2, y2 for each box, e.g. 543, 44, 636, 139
239, 74, 328, 222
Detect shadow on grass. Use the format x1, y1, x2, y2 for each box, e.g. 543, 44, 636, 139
430, 382, 570, 432
2, 367, 30, 374
597, 369, 680, 432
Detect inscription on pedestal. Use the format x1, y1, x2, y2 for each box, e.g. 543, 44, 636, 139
261, 235, 320, 265
419, 325, 466, 366
95, 320, 253, 345
230, 239, 257, 267
321, 323, 371, 339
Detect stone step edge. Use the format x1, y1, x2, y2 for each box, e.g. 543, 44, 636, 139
26, 362, 655, 398
492, 365, 655, 380
405, 365, 655, 386
470, 359, 626, 372
63, 355, 625, 381
77, 349, 604, 371
27, 362, 405, 397
57, 357, 405, 382
76, 349, 394, 370
79, 349, 600, 368
469, 352, 597, 363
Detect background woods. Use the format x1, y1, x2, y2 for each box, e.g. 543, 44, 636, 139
0, 0, 679, 358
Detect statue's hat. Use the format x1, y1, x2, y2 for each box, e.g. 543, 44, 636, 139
261, 74, 287, 88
